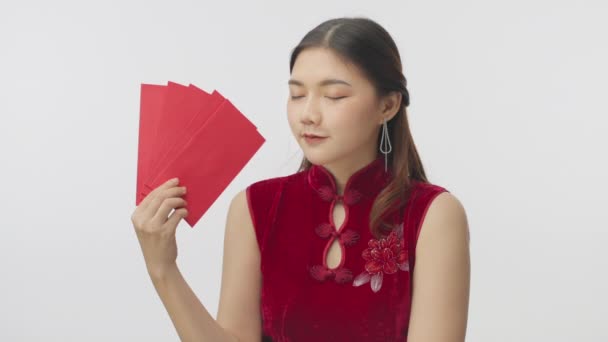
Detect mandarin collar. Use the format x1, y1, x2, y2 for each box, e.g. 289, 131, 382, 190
307, 156, 392, 205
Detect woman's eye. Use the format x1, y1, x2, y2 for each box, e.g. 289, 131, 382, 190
290, 95, 347, 100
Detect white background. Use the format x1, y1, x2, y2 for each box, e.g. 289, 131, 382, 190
1, 0, 607, 341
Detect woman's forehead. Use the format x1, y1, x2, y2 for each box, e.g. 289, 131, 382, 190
291, 49, 366, 87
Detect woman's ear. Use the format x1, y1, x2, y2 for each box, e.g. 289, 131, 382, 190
379, 91, 402, 123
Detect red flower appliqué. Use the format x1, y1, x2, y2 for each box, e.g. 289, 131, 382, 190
352, 223, 409, 292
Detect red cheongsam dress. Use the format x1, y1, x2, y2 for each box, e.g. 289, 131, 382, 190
246, 156, 449, 341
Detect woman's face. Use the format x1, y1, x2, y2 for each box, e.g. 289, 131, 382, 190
287, 47, 386, 167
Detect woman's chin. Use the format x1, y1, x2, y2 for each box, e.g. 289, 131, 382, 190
303, 152, 336, 166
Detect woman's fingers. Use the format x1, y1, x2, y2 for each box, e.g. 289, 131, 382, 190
130, 178, 188, 276
145, 186, 187, 218
139, 177, 180, 210
132, 179, 187, 230
165, 208, 189, 232
152, 197, 188, 224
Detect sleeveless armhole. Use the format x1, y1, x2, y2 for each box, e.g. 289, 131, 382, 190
245, 186, 259, 249
414, 188, 450, 245
245, 178, 285, 254
402, 183, 450, 319
404, 183, 450, 273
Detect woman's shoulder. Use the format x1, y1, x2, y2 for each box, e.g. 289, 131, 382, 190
414, 181, 464, 223
403, 179, 469, 251
409, 178, 450, 195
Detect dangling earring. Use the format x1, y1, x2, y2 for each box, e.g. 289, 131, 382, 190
379, 117, 392, 172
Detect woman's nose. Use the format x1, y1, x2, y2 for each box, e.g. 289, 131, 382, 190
300, 97, 321, 124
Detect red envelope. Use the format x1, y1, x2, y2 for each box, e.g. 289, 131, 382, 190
143, 85, 225, 193
146, 81, 190, 174
136, 81, 265, 228
136, 84, 167, 205
143, 97, 265, 227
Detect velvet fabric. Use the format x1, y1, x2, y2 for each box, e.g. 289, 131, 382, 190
246, 156, 449, 341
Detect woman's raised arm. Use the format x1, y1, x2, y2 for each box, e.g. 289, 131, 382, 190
132, 179, 261, 342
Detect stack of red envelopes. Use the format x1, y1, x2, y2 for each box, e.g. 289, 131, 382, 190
136, 81, 265, 227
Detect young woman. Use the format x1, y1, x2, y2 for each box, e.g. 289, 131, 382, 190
132, 17, 470, 342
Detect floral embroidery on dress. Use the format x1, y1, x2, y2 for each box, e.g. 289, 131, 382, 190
352, 223, 409, 292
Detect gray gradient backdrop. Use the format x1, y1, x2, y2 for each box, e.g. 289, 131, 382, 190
1, 0, 606, 340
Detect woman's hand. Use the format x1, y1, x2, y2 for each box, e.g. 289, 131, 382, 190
131, 177, 188, 279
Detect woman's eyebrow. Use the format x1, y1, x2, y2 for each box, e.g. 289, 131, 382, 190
288, 78, 352, 87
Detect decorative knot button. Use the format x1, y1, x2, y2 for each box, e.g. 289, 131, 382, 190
316, 186, 363, 205
309, 265, 353, 284
315, 223, 360, 246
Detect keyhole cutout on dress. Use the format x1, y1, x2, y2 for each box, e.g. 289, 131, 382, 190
326, 201, 346, 269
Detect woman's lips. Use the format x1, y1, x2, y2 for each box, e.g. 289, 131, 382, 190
303, 134, 328, 144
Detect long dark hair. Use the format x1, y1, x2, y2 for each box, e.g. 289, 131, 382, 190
289, 17, 428, 239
